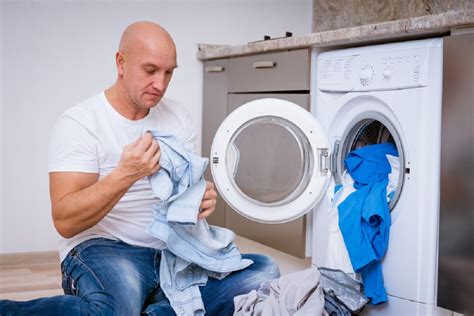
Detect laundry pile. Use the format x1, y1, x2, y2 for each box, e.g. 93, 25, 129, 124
146, 130, 253, 316
325, 142, 399, 304
233, 267, 368, 316
232, 142, 400, 315
146, 133, 399, 315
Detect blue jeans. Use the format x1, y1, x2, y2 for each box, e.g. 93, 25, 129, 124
0, 238, 280, 316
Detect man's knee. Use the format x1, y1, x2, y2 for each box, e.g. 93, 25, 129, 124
244, 254, 281, 279
83, 291, 142, 316
261, 255, 281, 278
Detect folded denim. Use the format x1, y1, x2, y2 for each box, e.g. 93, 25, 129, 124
146, 131, 253, 316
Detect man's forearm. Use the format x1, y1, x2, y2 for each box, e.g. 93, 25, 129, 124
52, 171, 133, 238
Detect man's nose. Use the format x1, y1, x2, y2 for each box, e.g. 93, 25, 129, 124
151, 73, 167, 92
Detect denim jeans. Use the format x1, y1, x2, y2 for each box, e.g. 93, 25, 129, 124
0, 238, 280, 316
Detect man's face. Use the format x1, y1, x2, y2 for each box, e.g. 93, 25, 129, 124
120, 41, 177, 110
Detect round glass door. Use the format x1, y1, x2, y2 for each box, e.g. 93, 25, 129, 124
211, 98, 331, 224
227, 116, 312, 206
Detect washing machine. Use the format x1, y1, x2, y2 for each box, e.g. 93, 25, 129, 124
311, 38, 444, 315
210, 38, 444, 315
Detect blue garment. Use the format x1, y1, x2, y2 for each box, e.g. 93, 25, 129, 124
324, 293, 351, 316
146, 131, 253, 316
0, 238, 279, 316
338, 143, 398, 304
147, 131, 207, 223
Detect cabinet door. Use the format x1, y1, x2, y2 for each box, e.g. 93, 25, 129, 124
228, 49, 311, 93
226, 93, 310, 258
438, 33, 474, 314
202, 59, 229, 227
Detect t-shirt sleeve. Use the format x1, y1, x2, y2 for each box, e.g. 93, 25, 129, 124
48, 115, 100, 173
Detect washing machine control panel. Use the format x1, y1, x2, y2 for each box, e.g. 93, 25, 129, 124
317, 48, 431, 92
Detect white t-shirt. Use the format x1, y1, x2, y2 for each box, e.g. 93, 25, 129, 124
49, 92, 197, 261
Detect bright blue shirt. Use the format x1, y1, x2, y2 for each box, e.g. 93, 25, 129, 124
338, 143, 398, 304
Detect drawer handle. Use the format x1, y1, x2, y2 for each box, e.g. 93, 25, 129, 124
253, 61, 277, 69
205, 66, 225, 73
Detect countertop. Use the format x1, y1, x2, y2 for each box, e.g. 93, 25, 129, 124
197, 9, 474, 61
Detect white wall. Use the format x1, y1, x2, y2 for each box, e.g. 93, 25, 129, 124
0, 0, 312, 253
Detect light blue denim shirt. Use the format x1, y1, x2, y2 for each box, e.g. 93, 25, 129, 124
146, 131, 253, 316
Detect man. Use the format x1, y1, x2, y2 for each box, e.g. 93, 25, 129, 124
0, 21, 280, 315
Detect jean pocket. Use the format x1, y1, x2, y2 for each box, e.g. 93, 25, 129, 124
62, 274, 79, 296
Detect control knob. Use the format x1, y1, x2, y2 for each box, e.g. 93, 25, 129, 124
383, 69, 393, 79
359, 65, 374, 85
360, 68, 373, 80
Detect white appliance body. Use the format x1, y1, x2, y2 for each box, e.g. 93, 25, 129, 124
210, 38, 445, 315
311, 38, 444, 315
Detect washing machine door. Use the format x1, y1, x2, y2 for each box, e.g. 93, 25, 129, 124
210, 98, 331, 224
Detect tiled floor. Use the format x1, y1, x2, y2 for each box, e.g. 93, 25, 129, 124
0, 251, 63, 301
234, 235, 312, 275
0, 236, 310, 301
0, 243, 466, 315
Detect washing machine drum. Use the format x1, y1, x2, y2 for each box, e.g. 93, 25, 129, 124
210, 98, 331, 224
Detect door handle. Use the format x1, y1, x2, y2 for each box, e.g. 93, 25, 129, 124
205, 66, 225, 73
228, 143, 240, 178
252, 61, 277, 69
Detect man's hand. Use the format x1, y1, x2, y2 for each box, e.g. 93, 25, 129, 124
198, 181, 217, 220
114, 132, 161, 185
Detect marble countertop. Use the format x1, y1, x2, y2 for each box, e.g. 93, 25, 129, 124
197, 9, 474, 61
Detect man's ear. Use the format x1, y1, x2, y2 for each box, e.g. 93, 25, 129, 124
116, 51, 125, 76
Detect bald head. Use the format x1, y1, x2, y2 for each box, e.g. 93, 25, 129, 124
119, 21, 176, 59
108, 21, 178, 117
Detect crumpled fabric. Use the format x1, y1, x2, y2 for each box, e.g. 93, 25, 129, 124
325, 171, 357, 275
323, 292, 351, 316
325, 154, 400, 274
146, 131, 253, 316
338, 143, 398, 304
319, 267, 369, 313
233, 267, 327, 316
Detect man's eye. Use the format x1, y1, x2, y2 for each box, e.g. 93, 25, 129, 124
145, 69, 155, 75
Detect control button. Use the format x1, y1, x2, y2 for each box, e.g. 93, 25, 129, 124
360, 69, 372, 80
359, 65, 374, 86
383, 69, 392, 79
